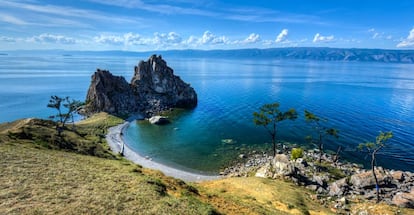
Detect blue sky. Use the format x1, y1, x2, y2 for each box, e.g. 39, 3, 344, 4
1, 0, 414, 51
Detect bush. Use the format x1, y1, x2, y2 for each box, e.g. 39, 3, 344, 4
291, 148, 304, 160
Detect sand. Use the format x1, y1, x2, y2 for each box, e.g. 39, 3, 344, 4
106, 121, 221, 182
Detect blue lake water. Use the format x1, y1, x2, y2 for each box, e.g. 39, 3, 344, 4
1, 54, 414, 173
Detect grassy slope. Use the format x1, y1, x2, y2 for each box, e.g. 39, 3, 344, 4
0, 113, 412, 215
0, 143, 215, 214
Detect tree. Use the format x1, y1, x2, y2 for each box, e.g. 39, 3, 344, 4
304, 110, 339, 163
64, 98, 83, 129
253, 103, 298, 156
47, 95, 82, 134
358, 131, 393, 203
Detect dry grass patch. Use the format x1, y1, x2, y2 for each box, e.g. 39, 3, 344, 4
199, 177, 333, 215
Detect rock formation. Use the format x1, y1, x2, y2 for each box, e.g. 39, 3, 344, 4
84, 69, 137, 115
222, 147, 414, 208
84, 55, 197, 117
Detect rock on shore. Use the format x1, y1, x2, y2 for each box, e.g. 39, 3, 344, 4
221, 147, 414, 209
84, 55, 197, 117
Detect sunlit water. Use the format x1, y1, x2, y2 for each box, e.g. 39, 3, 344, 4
1, 54, 413, 173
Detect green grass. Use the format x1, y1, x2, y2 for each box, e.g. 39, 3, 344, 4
1, 113, 124, 159
0, 113, 218, 215
0, 142, 217, 215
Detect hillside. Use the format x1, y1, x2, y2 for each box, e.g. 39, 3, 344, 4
7, 47, 414, 63
1, 114, 412, 214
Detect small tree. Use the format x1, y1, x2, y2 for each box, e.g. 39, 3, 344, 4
358, 131, 393, 203
64, 98, 83, 129
253, 103, 298, 156
304, 110, 339, 163
47, 95, 82, 134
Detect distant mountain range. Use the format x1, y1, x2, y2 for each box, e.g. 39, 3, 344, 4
4, 47, 414, 63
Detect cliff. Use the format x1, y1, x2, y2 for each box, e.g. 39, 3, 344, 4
84, 55, 197, 116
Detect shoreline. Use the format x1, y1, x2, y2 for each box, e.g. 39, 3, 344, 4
106, 120, 221, 182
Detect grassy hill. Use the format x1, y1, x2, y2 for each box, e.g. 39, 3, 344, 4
0, 113, 411, 214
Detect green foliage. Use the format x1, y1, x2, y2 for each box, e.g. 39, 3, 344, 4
304, 110, 339, 163
291, 148, 304, 160
358, 131, 393, 203
253, 102, 298, 156
358, 131, 393, 151
47, 95, 83, 133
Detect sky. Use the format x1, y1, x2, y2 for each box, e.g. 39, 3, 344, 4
1, 0, 414, 51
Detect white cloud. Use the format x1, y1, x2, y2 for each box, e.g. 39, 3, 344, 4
94, 34, 124, 45
3, 0, 145, 28
200, 31, 229, 45
28, 34, 77, 44
124, 33, 144, 45
275, 29, 288, 43
397, 28, 414, 48
167, 32, 182, 43
243, 33, 260, 44
368, 28, 393, 40
200, 31, 214, 44
94, 32, 184, 48
0, 36, 16, 42
313, 33, 335, 43
184, 35, 198, 45
0, 13, 27, 25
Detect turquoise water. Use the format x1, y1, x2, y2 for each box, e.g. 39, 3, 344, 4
1, 54, 414, 172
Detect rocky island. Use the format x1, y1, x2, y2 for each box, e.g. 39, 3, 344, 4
83, 55, 197, 117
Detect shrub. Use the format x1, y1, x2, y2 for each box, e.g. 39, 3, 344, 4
291, 148, 304, 160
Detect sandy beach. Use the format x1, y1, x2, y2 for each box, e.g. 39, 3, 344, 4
106, 121, 221, 182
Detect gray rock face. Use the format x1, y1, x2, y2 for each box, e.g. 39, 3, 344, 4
131, 55, 197, 114
84, 55, 197, 116
329, 178, 350, 197
84, 69, 137, 115
271, 154, 295, 178
392, 188, 414, 208
349, 168, 391, 189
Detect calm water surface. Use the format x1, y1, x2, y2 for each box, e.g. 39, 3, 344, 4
1, 54, 413, 172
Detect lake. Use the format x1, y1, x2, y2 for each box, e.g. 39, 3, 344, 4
1, 53, 413, 173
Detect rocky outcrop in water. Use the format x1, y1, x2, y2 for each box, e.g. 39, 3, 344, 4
84, 55, 197, 116
85, 69, 137, 115
131, 55, 197, 115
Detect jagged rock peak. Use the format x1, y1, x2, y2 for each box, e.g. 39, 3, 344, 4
131, 54, 197, 112
83, 56, 197, 117
84, 69, 137, 115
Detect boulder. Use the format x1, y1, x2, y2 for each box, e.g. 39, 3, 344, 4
392, 188, 414, 208
312, 174, 329, 188
271, 154, 295, 178
391, 170, 405, 182
329, 178, 350, 197
350, 169, 391, 189
84, 55, 197, 117
149, 116, 170, 125
255, 163, 273, 178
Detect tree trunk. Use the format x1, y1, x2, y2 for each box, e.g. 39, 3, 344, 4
333, 146, 342, 165
372, 150, 380, 203
272, 133, 276, 157
318, 133, 323, 163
